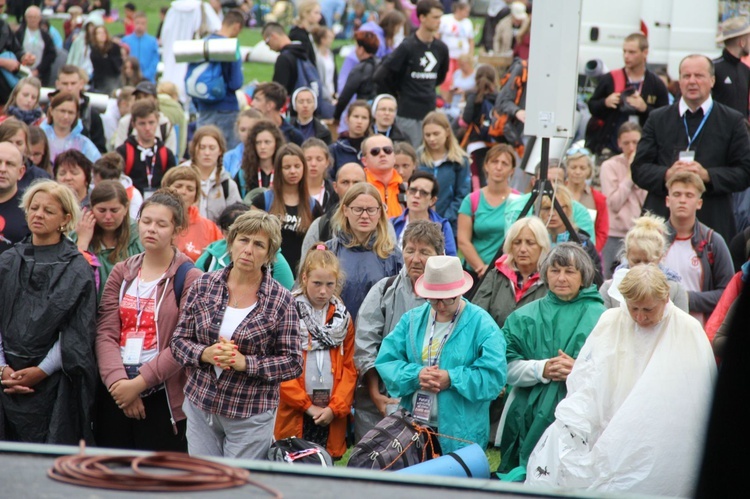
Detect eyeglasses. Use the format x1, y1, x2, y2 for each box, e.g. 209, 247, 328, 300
348, 206, 380, 216
369, 146, 394, 157
407, 187, 432, 198
428, 297, 458, 305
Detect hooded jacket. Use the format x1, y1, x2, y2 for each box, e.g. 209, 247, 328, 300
198, 168, 243, 223
328, 134, 362, 178
390, 208, 457, 256
472, 254, 547, 328
376, 300, 507, 453
498, 286, 606, 472
0, 236, 97, 444
334, 56, 378, 121
47, 85, 107, 154
96, 251, 203, 423
41, 119, 102, 162
273, 41, 311, 96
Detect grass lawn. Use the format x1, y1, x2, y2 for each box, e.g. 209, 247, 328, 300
63, 1, 486, 87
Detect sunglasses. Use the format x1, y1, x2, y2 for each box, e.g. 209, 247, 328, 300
407, 187, 432, 198
565, 146, 593, 158
369, 146, 394, 156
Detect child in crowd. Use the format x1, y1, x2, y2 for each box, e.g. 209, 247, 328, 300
251, 143, 324, 277
223, 109, 263, 180
302, 137, 338, 212
274, 244, 356, 459
160, 166, 222, 263
0, 77, 45, 126
115, 100, 177, 196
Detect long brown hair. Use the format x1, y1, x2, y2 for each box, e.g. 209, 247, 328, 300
240, 120, 285, 186
29, 126, 52, 174
474, 64, 497, 104
89, 180, 132, 263
270, 143, 313, 233
93, 25, 114, 54
331, 183, 394, 259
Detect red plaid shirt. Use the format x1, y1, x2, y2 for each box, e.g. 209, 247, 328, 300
171, 267, 302, 419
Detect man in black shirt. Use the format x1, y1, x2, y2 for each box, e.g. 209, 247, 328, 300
587, 33, 669, 155
0, 142, 29, 254
375, 0, 449, 147
713, 16, 750, 119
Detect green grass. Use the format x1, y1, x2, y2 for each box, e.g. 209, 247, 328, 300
71, 1, 485, 86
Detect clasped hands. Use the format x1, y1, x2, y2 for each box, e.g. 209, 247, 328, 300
666, 159, 710, 183
1, 366, 47, 394
201, 337, 247, 372
305, 405, 334, 426
543, 349, 575, 382
418, 365, 451, 393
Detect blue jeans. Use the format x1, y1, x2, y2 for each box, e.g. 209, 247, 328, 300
197, 109, 239, 150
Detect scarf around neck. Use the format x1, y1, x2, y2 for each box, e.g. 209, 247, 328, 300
294, 292, 349, 350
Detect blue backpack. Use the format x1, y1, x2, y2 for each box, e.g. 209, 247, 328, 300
295, 58, 321, 100
185, 61, 226, 103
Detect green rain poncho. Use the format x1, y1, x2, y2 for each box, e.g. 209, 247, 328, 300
498, 285, 605, 472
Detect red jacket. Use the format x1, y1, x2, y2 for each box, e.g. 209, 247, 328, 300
274, 302, 357, 458
96, 251, 203, 423
705, 272, 743, 344
590, 188, 609, 253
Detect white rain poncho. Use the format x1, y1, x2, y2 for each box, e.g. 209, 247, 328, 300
526, 301, 717, 497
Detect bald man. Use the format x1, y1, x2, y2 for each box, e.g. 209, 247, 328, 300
0, 142, 30, 254
15, 6, 57, 85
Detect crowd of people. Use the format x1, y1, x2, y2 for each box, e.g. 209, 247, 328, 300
0, 0, 745, 496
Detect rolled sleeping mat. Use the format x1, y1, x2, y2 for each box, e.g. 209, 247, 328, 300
394, 444, 490, 479
39, 87, 109, 113
174, 38, 240, 64
245, 41, 279, 64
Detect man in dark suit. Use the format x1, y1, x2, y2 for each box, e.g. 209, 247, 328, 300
632, 54, 750, 241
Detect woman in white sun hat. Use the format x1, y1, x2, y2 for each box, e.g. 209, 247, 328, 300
375, 255, 507, 453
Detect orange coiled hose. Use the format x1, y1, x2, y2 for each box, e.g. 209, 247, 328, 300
48, 442, 282, 497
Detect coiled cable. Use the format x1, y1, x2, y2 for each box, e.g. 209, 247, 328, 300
48, 442, 282, 496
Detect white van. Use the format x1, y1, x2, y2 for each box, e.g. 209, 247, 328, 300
578, 0, 722, 79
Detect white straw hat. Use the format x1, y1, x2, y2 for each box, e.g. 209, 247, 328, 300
414, 256, 474, 299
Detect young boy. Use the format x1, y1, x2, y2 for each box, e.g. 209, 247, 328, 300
115, 100, 176, 196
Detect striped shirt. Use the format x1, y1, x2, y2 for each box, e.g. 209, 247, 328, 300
171, 266, 302, 419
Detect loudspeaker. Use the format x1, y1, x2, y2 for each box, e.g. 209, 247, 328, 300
524, 0, 583, 139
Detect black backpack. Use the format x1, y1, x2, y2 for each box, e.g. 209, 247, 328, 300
268, 437, 333, 466
347, 409, 441, 471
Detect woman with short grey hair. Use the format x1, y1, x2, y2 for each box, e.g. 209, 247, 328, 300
496, 242, 606, 475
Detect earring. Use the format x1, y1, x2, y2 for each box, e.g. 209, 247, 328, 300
58, 225, 65, 232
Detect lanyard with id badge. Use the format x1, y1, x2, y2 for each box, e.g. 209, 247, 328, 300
413, 306, 460, 423
142, 145, 159, 200
681, 104, 713, 162
122, 270, 162, 396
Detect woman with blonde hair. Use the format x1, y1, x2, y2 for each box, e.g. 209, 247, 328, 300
327, 182, 402, 318
0, 77, 44, 126
185, 125, 242, 223
563, 147, 609, 253
290, 0, 322, 65
0, 180, 97, 444
598, 214, 689, 312
417, 111, 471, 231
534, 184, 603, 287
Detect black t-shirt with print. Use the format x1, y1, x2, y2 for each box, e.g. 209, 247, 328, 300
252, 193, 323, 276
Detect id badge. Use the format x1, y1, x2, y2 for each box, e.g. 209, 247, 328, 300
143, 187, 156, 200
123, 332, 145, 365
413, 392, 433, 422
628, 115, 639, 124
679, 150, 695, 162
312, 389, 330, 407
